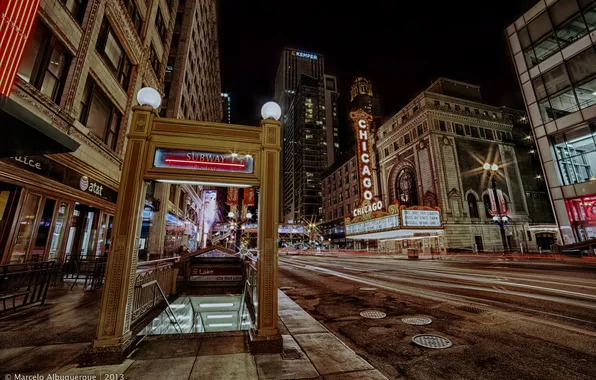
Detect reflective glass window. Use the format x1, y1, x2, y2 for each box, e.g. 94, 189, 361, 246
543, 65, 572, 96
528, 12, 553, 41
556, 13, 589, 49
554, 125, 596, 185
574, 77, 596, 109
550, 0, 580, 26
568, 47, 596, 83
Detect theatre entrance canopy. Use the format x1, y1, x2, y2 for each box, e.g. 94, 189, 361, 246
94, 99, 281, 352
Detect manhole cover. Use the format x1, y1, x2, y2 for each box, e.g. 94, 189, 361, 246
359, 287, 377, 291
360, 310, 386, 319
456, 305, 488, 314
412, 334, 453, 349
279, 286, 295, 291
402, 317, 432, 325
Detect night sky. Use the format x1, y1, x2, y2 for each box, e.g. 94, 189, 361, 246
219, 0, 539, 143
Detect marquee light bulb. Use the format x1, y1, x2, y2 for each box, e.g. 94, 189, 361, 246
246, 212, 252, 219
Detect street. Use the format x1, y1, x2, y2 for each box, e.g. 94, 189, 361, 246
279, 255, 596, 380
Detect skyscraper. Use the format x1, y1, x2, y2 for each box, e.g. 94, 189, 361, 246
324, 75, 341, 166
506, 0, 596, 245
274, 48, 325, 117
221, 92, 231, 123
161, 0, 222, 122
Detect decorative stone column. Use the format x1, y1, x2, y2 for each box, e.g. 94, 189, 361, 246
250, 118, 282, 353
92, 106, 153, 358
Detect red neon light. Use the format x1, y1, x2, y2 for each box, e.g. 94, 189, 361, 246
0, 0, 41, 96
164, 158, 246, 168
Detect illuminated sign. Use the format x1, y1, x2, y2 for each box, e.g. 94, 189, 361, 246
0, 0, 41, 96
350, 109, 375, 202
153, 148, 254, 174
346, 214, 400, 236
401, 208, 442, 228
353, 200, 383, 217
292, 50, 318, 60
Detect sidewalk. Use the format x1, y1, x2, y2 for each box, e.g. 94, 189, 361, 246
3, 290, 387, 380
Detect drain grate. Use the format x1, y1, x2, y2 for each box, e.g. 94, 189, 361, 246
402, 317, 432, 326
360, 310, 386, 319
456, 305, 488, 314
412, 334, 453, 349
279, 286, 295, 291
359, 287, 377, 291
281, 348, 301, 360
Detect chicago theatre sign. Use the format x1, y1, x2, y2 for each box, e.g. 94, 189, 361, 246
344, 109, 443, 239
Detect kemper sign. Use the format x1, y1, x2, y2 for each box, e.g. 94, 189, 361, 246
350, 109, 375, 203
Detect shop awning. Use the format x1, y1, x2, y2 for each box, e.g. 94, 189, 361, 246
0, 96, 80, 157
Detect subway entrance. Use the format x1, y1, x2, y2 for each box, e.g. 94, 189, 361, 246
94, 99, 283, 353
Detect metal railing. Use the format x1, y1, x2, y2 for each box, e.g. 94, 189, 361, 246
131, 257, 179, 325
0, 261, 55, 313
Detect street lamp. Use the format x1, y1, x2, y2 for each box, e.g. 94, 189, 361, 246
484, 163, 509, 253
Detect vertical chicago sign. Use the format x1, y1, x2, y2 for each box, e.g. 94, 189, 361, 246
0, 0, 41, 96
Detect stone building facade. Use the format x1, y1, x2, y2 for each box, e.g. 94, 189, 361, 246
375, 78, 557, 252
0, 0, 221, 264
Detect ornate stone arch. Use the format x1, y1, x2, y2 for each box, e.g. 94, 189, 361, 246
465, 189, 481, 219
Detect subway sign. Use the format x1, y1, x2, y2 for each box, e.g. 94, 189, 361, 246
153, 148, 254, 174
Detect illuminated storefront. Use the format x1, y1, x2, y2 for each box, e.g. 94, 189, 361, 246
0, 155, 117, 264
566, 195, 596, 242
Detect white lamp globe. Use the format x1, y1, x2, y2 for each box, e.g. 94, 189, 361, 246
483, 163, 491, 170
227, 211, 235, 218
261, 101, 281, 120
137, 87, 162, 109
246, 212, 252, 219
491, 164, 499, 171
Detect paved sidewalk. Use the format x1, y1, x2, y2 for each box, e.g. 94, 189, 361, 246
39, 290, 386, 380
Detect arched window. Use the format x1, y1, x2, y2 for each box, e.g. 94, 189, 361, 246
396, 169, 418, 207
467, 193, 479, 218
483, 194, 492, 218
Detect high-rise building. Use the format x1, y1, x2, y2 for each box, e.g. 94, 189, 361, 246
161, 0, 222, 121
283, 75, 333, 223
274, 48, 325, 117
0, 0, 221, 265
221, 92, 231, 123
506, 0, 596, 245
373, 78, 556, 252
323, 75, 340, 166
276, 48, 338, 223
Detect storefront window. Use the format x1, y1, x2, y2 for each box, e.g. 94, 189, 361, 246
31, 199, 56, 261
0, 183, 21, 259
10, 194, 41, 264
95, 213, 113, 258
553, 124, 596, 185
566, 195, 596, 241
79, 210, 97, 259
48, 202, 69, 261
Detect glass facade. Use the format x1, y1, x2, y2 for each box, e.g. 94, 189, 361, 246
553, 123, 596, 185
532, 45, 596, 123
566, 195, 596, 240
522, 0, 596, 68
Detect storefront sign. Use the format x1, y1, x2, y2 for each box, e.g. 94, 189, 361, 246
401, 209, 441, 228
0, 155, 117, 203
345, 214, 399, 236
153, 148, 254, 174
0, 0, 41, 96
350, 109, 375, 202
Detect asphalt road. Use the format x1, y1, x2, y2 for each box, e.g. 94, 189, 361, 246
278, 254, 596, 380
